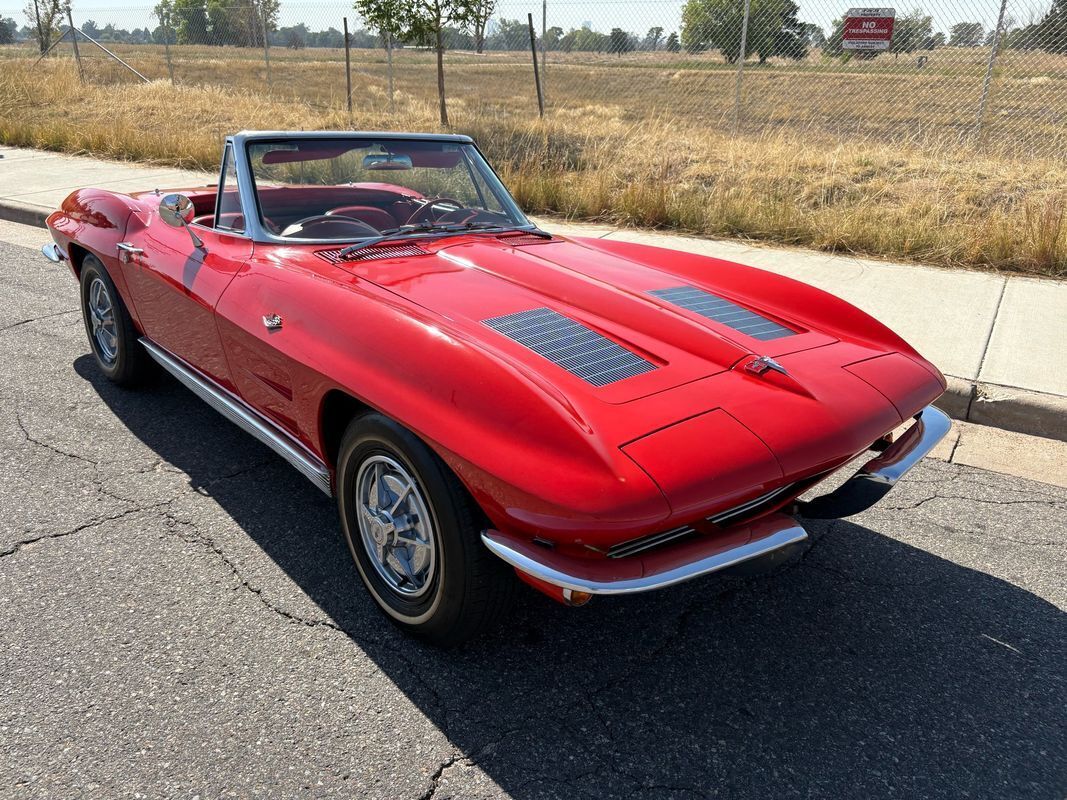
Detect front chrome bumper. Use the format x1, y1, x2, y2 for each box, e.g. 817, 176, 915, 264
482, 514, 808, 596
797, 405, 951, 519
482, 405, 950, 596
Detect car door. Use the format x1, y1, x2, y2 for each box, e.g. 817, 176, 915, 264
121, 146, 251, 392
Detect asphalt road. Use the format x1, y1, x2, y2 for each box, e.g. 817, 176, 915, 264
0, 237, 1064, 800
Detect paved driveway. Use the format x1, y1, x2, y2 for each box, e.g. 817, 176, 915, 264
0, 238, 1064, 799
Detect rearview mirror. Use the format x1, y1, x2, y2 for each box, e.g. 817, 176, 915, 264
159, 193, 204, 249
363, 153, 413, 171
159, 193, 196, 227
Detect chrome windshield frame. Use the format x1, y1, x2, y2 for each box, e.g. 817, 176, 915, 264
229, 130, 533, 246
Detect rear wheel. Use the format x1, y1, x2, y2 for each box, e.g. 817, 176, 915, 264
79, 254, 154, 386
336, 413, 515, 646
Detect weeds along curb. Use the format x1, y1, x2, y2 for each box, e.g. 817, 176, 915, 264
2, 198, 1062, 442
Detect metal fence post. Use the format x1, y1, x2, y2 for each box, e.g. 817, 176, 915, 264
162, 12, 175, 85
541, 0, 547, 102
731, 0, 751, 133
974, 0, 1009, 141
527, 12, 544, 118
258, 0, 272, 90
67, 7, 84, 82
386, 30, 395, 113
343, 17, 353, 114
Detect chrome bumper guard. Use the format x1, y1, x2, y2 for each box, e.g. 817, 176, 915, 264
41, 243, 65, 262
798, 404, 951, 519
481, 514, 808, 596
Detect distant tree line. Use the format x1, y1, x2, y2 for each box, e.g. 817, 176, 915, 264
8, 0, 1067, 60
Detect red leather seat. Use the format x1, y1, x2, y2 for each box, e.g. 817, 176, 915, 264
325, 205, 396, 231
191, 212, 245, 230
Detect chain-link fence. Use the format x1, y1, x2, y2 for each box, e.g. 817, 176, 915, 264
2, 0, 1065, 159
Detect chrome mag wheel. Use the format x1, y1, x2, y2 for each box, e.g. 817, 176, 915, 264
355, 454, 437, 598
87, 276, 118, 364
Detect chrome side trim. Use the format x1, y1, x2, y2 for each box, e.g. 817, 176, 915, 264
799, 405, 952, 519
481, 525, 808, 595
42, 243, 65, 262
139, 338, 332, 496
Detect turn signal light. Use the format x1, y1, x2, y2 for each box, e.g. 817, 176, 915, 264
562, 588, 593, 607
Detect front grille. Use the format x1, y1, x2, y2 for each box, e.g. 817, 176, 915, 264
483, 307, 656, 387
316, 243, 429, 264
650, 286, 795, 341
605, 481, 801, 559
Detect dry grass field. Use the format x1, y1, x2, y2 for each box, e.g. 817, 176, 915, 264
0, 44, 1065, 276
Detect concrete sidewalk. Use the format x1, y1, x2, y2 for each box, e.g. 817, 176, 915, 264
2, 144, 1064, 440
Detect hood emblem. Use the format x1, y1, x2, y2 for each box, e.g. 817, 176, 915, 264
745, 355, 788, 377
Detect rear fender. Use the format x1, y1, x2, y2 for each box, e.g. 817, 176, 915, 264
46, 189, 143, 323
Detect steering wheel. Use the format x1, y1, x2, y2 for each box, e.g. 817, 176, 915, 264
435, 208, 508, 226
280, 215, 379, 239
405, 197, 468, 226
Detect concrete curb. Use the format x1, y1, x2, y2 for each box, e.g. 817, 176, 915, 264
1, 199, 1063, 442
0, 199, 49, 228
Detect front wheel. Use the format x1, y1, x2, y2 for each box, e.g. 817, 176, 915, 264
79, 254, 154, 386
336, 413, 515, 646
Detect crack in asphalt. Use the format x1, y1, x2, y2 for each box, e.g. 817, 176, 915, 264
15, 411, 103, 467
0, 502, 173, 559
0, 308, 78, 334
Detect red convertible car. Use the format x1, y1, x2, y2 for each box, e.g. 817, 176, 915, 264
43, 131, 949, 645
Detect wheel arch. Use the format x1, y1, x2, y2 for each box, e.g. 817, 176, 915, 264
318, 388, 374, 470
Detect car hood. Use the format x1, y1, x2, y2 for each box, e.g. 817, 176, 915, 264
327, 232, 943, 519
335, 234, 840, 404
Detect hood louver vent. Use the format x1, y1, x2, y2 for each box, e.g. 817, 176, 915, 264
650, 286, 795, 341
496, 231, 555, 246
316, 243, 429, 264
484, 308, 656, 387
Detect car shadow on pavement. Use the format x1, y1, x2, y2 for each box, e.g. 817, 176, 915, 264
77, 357, 1066, 800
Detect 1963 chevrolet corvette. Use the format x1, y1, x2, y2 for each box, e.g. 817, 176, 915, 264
43, 130, 950, 645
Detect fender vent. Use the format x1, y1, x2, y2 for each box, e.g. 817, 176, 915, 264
484, 307, 656, 387
650, 286, 795, 341
316, 243, 429, 264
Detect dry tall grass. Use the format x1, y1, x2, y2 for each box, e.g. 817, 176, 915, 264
1, 59, 1064, 277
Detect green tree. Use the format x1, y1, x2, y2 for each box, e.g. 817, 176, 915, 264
24, 0, 65, 53
949, 21, 983, 47
170, 0, 209, 44
665, 30, 680, 52
1035, 0, 1067, 53
681, 0, 807, 63
543, 25, 563, 50
466, 0, 493, 53
356, 0, 478, 126
80, 18, 100, 38
890, 11, 933, 55
644, 25, 663, 50
923, 31, 946, 49
608, 27, 631, 55
0, 16, 16, 43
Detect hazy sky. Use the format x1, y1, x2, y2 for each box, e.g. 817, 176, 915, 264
0, 0, 1036, 39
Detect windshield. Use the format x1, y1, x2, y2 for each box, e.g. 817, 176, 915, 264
246, 138, 530, 242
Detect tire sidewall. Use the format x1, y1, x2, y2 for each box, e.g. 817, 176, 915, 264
80, 256, 129, 381
337, 415, 471, 635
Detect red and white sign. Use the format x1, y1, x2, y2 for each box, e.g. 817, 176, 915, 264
842, 8, 896, 50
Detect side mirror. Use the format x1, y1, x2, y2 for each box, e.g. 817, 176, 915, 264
159, 193, 204, 249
